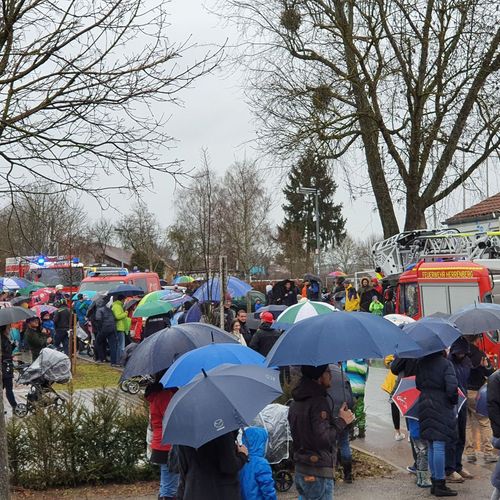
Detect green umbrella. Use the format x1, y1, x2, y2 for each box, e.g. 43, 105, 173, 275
173, 275, 194, 284
137, 290, 165, 306
275, 300, 337, 328
18, 281, 46, 295
133, 300, 173, 318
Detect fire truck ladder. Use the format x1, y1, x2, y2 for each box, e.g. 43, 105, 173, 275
372, 230, 500, 276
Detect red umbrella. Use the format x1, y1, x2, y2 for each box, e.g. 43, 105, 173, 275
328, 270, 346, 278
30, 287, 54, 305
392, 376, 466, 420
31, 304, 57, 317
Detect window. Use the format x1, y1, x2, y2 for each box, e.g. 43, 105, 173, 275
401, 283, 419, 317
131, 278, 148, 292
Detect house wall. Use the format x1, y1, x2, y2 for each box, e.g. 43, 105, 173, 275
445, 217, 500, 233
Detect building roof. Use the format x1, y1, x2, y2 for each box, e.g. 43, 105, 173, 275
444, 192, 500, 225
103, 245, 132, 266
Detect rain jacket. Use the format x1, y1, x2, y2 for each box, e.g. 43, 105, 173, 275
249, 324, 281, 357
25, 326, 47, 361
1, 334, 15, 380
239, 427, 277, 500
177, 431, 247, 500
343, 359, 368, 397
53, 306, 71, 331
95, 305, 116, 334
416, 351, 458, 442
358, 282, 376, 312
369, 300, 384, 316
448, 337, 472, 393
344, 285, 359, 312
488, 370, 500, 438
111, 299, 129, 332
288, 377, 346, 478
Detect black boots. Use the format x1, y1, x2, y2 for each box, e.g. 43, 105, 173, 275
343, 460, 353, 484
431, 479, 457, 497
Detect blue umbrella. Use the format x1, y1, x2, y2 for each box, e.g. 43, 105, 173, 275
161, 291, 191, 309
162, 364, 282, 448
449, 303, 500, 335
72, 290, 97, 300
120, 322, 238, 380
0, 277, 30, 290
160, 344, 266, 388
184, 302, 202, 323
265, 312, 419, 367
397, 318, 462, 358
193, 277, 252, 302
107, 284, 144, 297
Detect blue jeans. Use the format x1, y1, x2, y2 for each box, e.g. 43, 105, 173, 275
116, 331, 125, 363
107, 331, 119, 365
296, 472, 334, 500
159, 463, 179, 497
54, 329, 69, 355
338, 429, 352, 462
428, 440, 446, 480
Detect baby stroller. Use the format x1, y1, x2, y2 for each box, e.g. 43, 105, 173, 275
252, 403, 294, 492
14, 348, 72, 417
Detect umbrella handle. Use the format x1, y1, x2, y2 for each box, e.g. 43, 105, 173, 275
340, 364, 347, 405
202, 368, 207, 378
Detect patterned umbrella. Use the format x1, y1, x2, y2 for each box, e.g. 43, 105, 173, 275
193, 277, 252, 302
384, 314, 416, 327
0, 277, 27, 290
30, 287, 55, 305
328, 271, 346, 277
31, 304, 58, 317
392, 375, 467, 420
137, 290, 165, 306
173, 275, 195, 284
275, 300, 337, 329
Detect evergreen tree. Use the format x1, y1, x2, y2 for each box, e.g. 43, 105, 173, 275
278, 152, 346, 272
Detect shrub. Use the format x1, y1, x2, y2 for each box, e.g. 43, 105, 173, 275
7, 390, 155, 489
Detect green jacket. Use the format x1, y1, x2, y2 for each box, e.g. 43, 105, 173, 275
111, 300, 129, 332
369, 300, 384, 316
25, 327, 47, 361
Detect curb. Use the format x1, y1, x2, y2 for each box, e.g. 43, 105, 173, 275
352, 443, 408, 474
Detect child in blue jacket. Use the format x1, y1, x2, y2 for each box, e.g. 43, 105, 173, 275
40, 311, 55, 338
239, 426, 277, 500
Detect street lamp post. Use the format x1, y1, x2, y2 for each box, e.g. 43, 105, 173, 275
298, 187, 321, 275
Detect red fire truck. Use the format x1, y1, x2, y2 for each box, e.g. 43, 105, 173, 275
373, 230, 500, 366
5, 256, 84, 294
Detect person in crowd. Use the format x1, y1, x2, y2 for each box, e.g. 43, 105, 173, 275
343, 280, 359, 312
487, 366, 500, 500
249, 311, 280, 357
53, 284, 65, 303
177, 301, 193, 325
229, 319, 247, 346
95, 300, 117, 364
391, 356, 419, 473
111, 294, 129, 362
306, 279, 320, 301
375, 266, 384, 281
358, 277, 376, 312
343, 359, 368, 438
281, 280, 298, 307
1, 324, 18, 411
223, 298, 235, 332
53, 299, 71, 355
465, 337, 496, 463
407, 416, 432, 488
383, 288, 396, 316
254, 298, 263, 311
143, 312, 171, 340
446, 337, 474, 483
301, 280, 309, 299
73, 293, 91, 329
328, 363, 355, 483
145, 373, 179, 500
236, 310, 251, 344
239, 426, 277, 500
265, 284, 273, 305
288, 364, 354, 499
9, 322, 21, 355
40, 311, 55, 338
177, 430, 248, 499
369, 295, 384, 316
371, 277, 383, 299
381, 355, 405, 441
24, 316, 48, 361
416, 350, 459, 497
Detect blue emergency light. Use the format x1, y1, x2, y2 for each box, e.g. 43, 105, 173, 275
37, 256, 45, 265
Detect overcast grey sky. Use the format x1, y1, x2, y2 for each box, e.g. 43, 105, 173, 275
85, 0, 499, 239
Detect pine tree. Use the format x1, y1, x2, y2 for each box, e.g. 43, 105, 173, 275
278, 152, 346, 272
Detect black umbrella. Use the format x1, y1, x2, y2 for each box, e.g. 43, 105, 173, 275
0, 306, 36, 326
124, 298, 141, 311
303, 273, 321, 283
247, 305, 287, 331
107, 284, 144, 297
120, 322, 238, 381
10, 296, 30, 306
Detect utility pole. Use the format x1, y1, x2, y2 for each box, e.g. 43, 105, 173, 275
298, 187, 321, 275
219, 255, 228, 330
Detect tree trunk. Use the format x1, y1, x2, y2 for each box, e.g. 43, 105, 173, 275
0, 368, 11, 500
404, 196, 428, 230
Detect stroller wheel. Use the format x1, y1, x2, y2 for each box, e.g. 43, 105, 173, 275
53, 397, 66, 413
13, 403, 28, 418
119, 380, 130, 393
126, 380, 140, 394
274, 470, 294, 492
87, 346, 95, 358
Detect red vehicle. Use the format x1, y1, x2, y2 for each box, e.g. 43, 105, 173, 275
5, 255, 84, 294
394, 259, 499, 366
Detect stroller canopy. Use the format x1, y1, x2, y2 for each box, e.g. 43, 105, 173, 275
19, 348, 72, 385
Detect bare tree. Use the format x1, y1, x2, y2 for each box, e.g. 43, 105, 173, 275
0, 0, 221, 202
225, 0, 500, 236
87, 218, 116, 263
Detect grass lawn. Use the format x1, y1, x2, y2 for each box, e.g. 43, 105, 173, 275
55, 360, 121, 390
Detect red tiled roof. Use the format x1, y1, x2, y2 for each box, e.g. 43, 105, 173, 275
445, 192, 500, 224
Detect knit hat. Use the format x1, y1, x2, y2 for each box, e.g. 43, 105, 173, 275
301, 364, 329, 380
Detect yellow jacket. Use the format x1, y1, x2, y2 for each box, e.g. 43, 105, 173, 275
344, 285, 360, 312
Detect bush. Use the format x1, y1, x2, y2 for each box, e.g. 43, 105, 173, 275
7, 390, 155, 489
